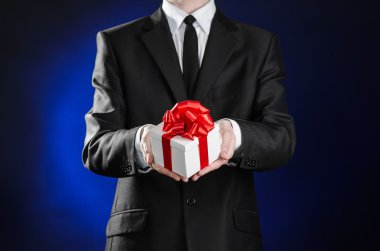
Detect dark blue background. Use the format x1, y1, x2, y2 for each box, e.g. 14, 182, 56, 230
2, 0, 379, 250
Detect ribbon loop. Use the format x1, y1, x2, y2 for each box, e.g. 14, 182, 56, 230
161, 100, 215, 171
162, 100, 214, 138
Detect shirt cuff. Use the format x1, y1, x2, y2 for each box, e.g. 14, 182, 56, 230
134, 125, 153, 174
216, 118, 242, 151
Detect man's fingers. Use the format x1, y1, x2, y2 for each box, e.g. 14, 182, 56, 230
192, 122, 235, 181
223, 135, 235, 160
220, 130, 233, 160
151, 162, 188, 182
145, 133, 152, 153
198, 158, 228, 177
141, 141, 153, 165
140, 125, 154, 165
152, 162, 181, 182
145, 153, 154, 165
220, 130, 231, 150
160, 168, 181, 182
192, 173, 201, 181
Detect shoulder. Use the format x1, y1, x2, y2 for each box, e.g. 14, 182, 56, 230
221, 12, 278, 44
238, 22, 274, 37
238, 20, 276, 40
217, 11, 282, 56
97, 15, 151, 41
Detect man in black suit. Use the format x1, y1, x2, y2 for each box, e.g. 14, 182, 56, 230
82, 0, 296, 250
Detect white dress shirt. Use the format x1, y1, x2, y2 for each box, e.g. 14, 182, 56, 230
134, 0, 242, 173
163, 0, 215, 71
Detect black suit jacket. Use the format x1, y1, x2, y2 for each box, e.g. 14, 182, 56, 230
82, 5, 296, 251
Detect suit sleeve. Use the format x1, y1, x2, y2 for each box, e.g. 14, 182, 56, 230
81, 31, 140, 178
233, 33, 296, 171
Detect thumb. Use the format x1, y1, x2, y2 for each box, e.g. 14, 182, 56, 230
220, 132, 231, 160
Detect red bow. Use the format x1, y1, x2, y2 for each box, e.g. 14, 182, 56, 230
162, 100, 214, 139
161, 100, 215, 171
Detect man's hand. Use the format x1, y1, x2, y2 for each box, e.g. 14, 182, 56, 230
139, 125, 189, 182
192, 119, 236, 181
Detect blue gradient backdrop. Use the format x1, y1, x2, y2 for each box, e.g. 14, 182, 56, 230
2, 0, 379, 250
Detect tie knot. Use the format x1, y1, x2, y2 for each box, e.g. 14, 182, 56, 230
183, 15, 196, 25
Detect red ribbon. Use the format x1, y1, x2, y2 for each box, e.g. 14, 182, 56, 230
161, 100, 214, 171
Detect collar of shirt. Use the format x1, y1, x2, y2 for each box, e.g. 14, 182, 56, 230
162, 0, 216, 36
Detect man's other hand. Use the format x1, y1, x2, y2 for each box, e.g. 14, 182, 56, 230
139, 124, 188, 182
192, 119, 236, 181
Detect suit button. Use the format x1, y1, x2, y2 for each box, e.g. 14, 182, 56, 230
186, 198, 196, 206
244, 159, 258, 168
126, 162, 132, 173
244, 159, 252, 166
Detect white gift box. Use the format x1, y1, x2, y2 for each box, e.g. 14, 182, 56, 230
150, 122, 221, 178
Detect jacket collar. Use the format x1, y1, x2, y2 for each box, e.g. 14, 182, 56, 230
141, 4, 238, 102
162, 0, 216, 36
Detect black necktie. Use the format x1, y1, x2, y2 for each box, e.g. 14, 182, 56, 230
182, 15, 199, 99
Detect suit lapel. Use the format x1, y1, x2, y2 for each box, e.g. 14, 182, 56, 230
141, 6, 187, 101
141, 6, 239, 103
192, 8, 239, 102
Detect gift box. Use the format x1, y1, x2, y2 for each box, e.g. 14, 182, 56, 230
150, 100, 221, 178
